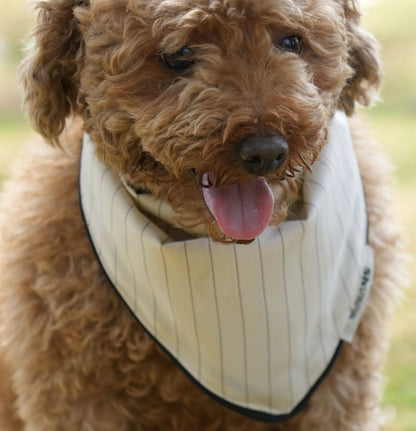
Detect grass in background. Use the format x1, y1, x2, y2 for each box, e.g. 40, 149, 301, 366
363, 1, 416, 430
0, 114, 34, 183
0, 0, 34, 181
0, 0, 415, 429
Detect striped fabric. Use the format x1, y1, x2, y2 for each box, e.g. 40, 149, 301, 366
79, 111, 374, 420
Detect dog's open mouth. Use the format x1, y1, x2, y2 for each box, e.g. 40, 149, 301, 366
200, 172, 274, 241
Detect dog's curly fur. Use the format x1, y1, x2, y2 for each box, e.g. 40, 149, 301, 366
0, 0, 404, 429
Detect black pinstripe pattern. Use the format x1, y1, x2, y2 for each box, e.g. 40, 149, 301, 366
278, 229, 295, 407
299, 221, 311, 387
79, 111, 373, 420
97, 167, 111, 256
124, 204, 138, 314
232, 244, 249, 405
140, 221, 157, 334
110, 185, 123, 282
207, 240, 225, 395
160, 244, 180, 358
313, 203, 329, 362
305, 179, 358, 299
257, 238, 273, 409
184, 241, 202, 380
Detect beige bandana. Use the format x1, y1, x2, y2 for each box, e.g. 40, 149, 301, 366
79, 111, 374, 421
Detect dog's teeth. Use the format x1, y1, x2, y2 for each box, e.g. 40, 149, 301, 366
201, 172, 215, 188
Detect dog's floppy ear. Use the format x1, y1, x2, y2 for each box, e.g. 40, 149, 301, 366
20, 0, 88, 145
339, 0, 382, 115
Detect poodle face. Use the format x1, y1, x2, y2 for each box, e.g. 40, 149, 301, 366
21, 0, 380, 242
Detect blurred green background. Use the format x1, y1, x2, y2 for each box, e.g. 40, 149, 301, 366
0, 0, 415, 429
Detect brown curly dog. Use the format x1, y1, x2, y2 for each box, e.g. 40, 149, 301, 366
0, 0, 404, 429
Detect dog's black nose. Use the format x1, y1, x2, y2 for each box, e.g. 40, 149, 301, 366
237, 135, 289, 176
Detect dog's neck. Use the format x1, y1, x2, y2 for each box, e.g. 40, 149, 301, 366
120, 182, 208, 240
121, 180, 296, 242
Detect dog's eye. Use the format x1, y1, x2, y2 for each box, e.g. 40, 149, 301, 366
278, 35, 302, 55
160, 47, 195, 72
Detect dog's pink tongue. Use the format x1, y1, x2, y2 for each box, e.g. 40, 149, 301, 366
202, 176, 274, 240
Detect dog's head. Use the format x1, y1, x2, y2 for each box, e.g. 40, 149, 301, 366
21, 0, 381, 242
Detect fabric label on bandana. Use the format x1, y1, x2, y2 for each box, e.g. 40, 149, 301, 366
79, 111, 374, 421
342, 245, 374, 343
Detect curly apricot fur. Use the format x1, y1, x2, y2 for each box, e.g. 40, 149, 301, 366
0, 1, 402, 430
